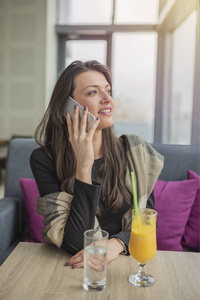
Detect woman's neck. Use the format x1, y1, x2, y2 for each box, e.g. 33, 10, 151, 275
93, 130, 103, 159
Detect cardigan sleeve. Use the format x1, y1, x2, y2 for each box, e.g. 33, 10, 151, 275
61, 179, 102, 254
30, 148, 102, 254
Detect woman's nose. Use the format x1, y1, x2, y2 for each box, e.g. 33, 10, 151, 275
100, 91, 112, 103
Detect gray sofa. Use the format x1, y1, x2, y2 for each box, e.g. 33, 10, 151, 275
0, 138, 199, 265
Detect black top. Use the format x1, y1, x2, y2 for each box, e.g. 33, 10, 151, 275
30, 147, 155, 255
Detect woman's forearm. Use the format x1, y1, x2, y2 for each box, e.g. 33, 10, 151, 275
76, 167, 92, 185
61, 179, 102, 254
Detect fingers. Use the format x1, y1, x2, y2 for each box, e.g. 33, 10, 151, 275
86, 116, 100, 138
64, 249, 84, 269
87, 254, 105, 271
85, 241, 107, 271
63, 246, 105, 271
72, 104, 79, 136
66, 105, 89, 135
79, 106, 88, 135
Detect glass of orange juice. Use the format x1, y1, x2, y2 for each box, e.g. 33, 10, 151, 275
129, 208, 157, 287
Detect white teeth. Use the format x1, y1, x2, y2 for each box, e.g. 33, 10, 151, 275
99, 109, 111, 113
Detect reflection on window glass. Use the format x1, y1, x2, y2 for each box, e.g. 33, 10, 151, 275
112, 33, 157, 142
65, 40, 107, 67
59, 0, 113, 24
170, 11, 197, 144
115, 0, 158, 24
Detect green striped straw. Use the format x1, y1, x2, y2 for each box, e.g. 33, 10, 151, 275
131, 171, 139, 219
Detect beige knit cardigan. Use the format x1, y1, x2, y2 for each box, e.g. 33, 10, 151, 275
37, 134, 164, 248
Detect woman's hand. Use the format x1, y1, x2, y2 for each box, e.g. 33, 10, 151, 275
64, 238, 125, 269
66, 105, 100, 184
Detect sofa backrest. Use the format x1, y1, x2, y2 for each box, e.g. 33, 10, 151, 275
5, 139, 199, 197
3, 138, 199, 239
5, 138, 38, 199
4, 138, 39, 238
152, 143, 200, 181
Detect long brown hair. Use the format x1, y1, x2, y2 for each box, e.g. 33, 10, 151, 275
35, 60, 131, 211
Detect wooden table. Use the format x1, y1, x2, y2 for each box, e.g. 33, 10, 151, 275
0, 242, 199, 300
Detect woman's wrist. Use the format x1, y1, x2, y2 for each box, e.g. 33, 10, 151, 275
111, 238, 126, 254
76, 167, 92, 184
116, 238, 127, 255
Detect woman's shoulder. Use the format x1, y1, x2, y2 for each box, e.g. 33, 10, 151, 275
31, 146, 47, 158
119, 134, 147, 148
30, 146, 53, 165
120, 134, 164, 162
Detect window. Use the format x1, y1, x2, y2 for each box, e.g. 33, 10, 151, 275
115, 0, 158, 24
65, 40, 107, 66
112, 32, 157, 141
57, 0, 199, 145
58, 0, 113, 24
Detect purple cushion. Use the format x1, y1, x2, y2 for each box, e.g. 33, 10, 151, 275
154, 178, 199, 251
20, 178, 44, 243
181, 170, 200, 251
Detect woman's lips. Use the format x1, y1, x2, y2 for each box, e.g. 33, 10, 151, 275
98, 107, 112, 116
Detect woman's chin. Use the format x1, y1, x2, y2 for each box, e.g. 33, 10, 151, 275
98, 119, 114, 130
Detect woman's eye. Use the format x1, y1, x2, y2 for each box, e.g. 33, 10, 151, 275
88, 90, 96, 95
106, 89, 112, 96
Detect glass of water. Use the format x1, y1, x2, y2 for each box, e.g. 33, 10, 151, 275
83, 229, 109, 291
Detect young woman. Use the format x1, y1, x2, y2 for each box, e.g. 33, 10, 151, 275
30, 60, 164, 268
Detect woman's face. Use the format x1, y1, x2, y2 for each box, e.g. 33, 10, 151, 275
73, 71, 114, 130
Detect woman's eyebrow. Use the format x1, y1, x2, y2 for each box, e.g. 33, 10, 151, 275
83, 84, 110, 90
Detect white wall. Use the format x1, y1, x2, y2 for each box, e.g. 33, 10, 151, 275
0, 0, 57, 140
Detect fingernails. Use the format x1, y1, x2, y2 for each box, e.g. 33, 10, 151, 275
96, 117, 100, 121
65, 112, 68, 117
74, 105, 77, 110
64, 262, 70, 266
72, 264, 77, 269
84, 106, 87, 111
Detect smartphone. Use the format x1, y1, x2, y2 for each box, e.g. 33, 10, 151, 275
64, 96, 96, 131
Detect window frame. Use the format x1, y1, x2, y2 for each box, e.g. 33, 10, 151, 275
57, 32, 113, 74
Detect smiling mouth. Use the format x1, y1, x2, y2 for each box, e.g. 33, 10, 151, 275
98, 109, 112, 114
